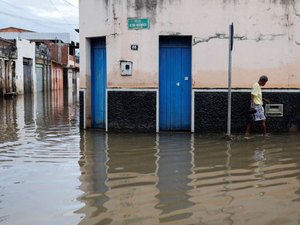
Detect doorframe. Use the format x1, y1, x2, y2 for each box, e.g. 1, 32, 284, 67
158, 35, 192, 132
90, 37, 107, 129
23, 57, 33, 94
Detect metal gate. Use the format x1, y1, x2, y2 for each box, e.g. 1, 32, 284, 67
91, 38, 107, 128
23, 58, 33, 94
35, 64, 43, 92
159, 36, 192, 131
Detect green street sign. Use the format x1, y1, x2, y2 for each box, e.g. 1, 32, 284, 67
128, 18, 149, 30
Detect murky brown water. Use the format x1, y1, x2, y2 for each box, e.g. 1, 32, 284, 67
1, 92, 300, 225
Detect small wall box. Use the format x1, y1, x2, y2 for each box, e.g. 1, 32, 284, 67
120, 61, 132, 76
265, 104, 283, 117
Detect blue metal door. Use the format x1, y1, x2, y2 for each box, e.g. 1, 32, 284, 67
91, 38, 106, 128
159, 36, 191, 131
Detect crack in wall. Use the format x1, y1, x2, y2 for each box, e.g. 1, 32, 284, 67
160, 31, 181, 35
255, 33, 287, 41
108, 32, 120, 37
193, 33, 287, 45
193, 33, 229, 45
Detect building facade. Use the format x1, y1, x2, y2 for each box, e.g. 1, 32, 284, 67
0, 38, 36, 96
35, 43, 51, 93
15, 39, 36, 95
79, 0, 300, 133
0, 38, 17, 96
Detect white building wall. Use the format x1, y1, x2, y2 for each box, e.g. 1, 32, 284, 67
15, 39, 36, 94
80, 0, 300, 89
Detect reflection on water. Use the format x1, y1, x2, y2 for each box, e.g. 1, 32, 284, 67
77, 133, 300, 225
156, 134, 194, 223
1, 92, 300, 225
0, 91, 81, 225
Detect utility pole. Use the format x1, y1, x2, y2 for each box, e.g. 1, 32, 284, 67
227, 23, 234, 137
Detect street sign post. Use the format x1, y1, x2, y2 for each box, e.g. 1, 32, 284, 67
227, 23, 234, 137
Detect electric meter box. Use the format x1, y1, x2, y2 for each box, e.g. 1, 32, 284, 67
265, 104, 283, 117
120, 61, 133, 76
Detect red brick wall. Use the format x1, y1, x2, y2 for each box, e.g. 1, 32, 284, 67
49, 44, 59, 63
0, 39, 14, 47
51, 62, 63, 90
48, 43, 68, 65
61, 45, 68, 65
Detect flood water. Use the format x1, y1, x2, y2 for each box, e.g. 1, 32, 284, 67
1, 92, 300, 225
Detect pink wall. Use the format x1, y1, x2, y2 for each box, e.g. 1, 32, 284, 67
80, 0, 300, 89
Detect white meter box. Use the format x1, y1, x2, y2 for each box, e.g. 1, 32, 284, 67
120, 61, 133, 76
265, 104, 283, 117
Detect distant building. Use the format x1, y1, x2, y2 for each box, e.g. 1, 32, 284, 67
0, 37, 35, 96
15, 39, 36, 94
0, 27, 79, 96
0, 37, 17, 96
80, 1, 300, 133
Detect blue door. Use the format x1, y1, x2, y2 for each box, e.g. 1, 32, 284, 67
91, 38, 106, 128
159, 36, 192, 131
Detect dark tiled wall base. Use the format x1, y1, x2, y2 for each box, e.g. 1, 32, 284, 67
108, 91, 156, 132
194, 91, 300, 134
107, 90, 300, 133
